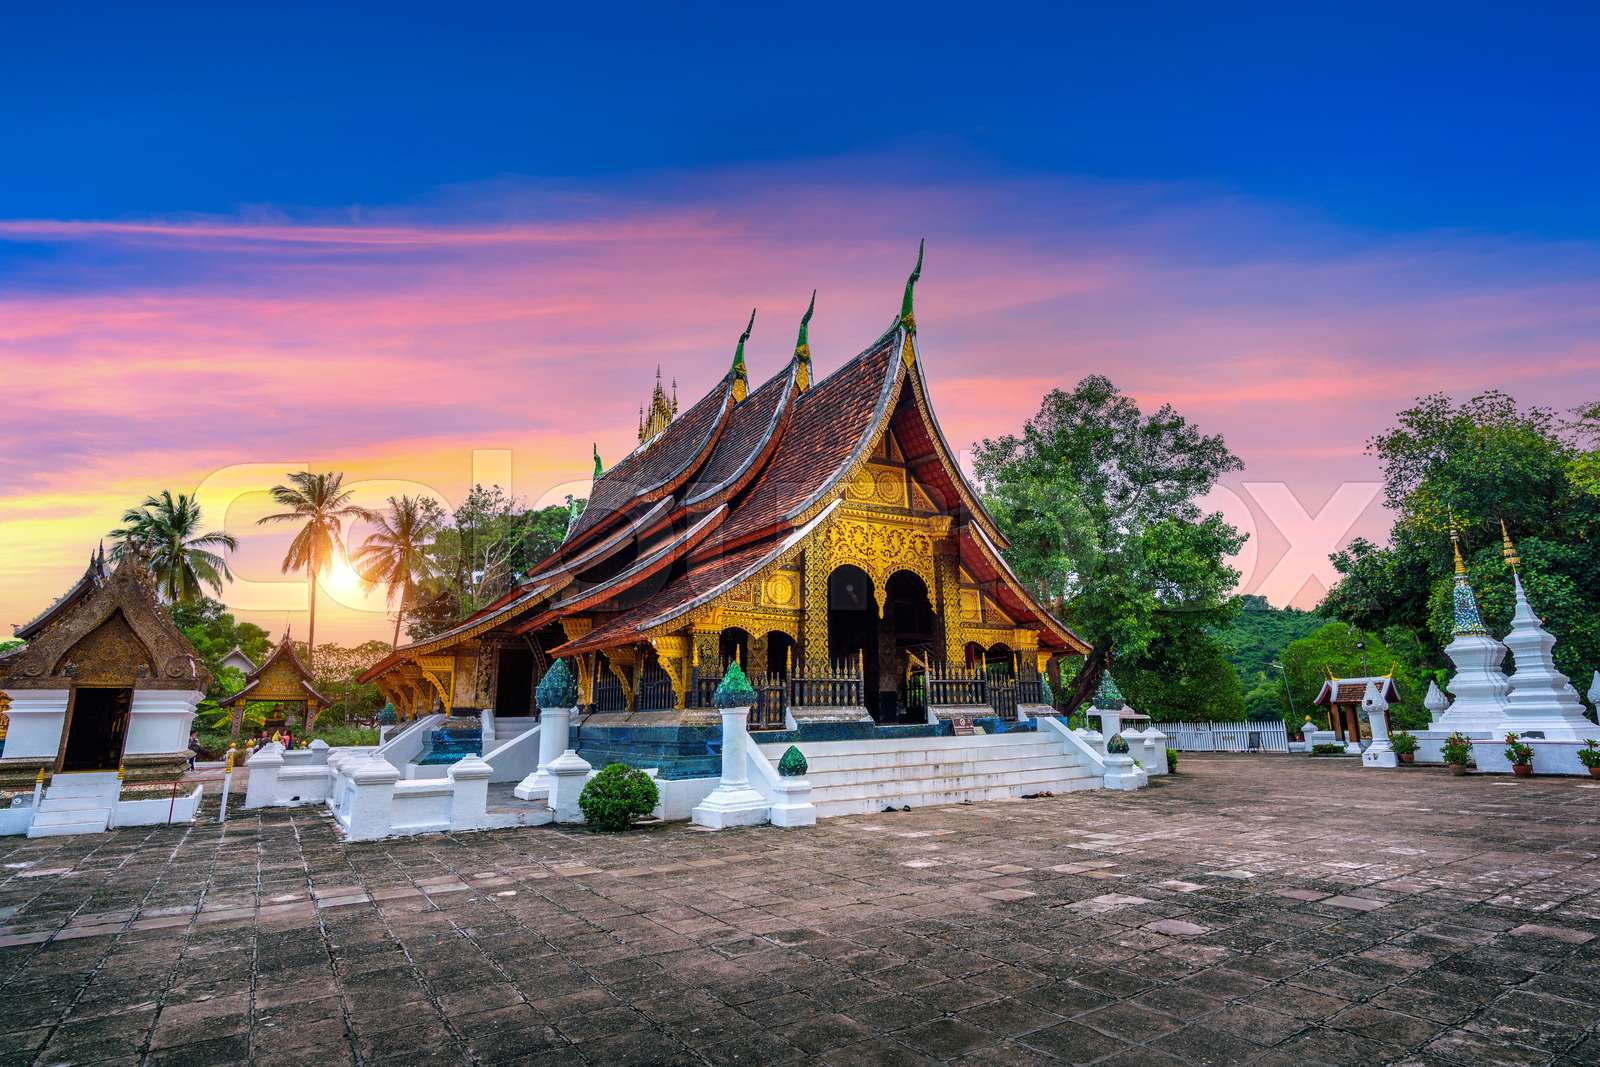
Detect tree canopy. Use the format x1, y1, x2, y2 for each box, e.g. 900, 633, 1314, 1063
973, 375, 1246, 715
1321, 390, 1600, 688
406, 485, 576, 640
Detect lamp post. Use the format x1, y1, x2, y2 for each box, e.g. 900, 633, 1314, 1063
1270, 662, 1296, 717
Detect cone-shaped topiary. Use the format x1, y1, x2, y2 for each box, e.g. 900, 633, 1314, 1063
376, 703, 397, 725
777, 745, 808, 776
1106, 733, 1130, 754
536, 658, 579, 710
1093, 671, 1125, 711
714, 661, 757, 709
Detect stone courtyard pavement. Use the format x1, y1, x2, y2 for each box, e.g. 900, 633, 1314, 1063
1, 757, 1598, 1067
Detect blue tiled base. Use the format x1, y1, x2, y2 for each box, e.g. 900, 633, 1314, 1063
571, 718, 1038, 779
417, 728, 481, 765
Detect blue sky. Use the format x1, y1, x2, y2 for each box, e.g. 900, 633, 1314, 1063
4, 4, 1596, 236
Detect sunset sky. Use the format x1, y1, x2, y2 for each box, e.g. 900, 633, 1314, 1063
4, 6, 1599, 644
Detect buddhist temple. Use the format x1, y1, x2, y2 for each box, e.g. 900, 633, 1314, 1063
0, 547, 209, 787
362, 247, 1088, 737
218, 629, 327, 735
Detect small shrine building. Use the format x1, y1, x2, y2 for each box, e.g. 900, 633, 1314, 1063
361, 251, 1089, 729
1313, 674, 1401, 747
0, 548, 209, 785
218, 630, 327, 735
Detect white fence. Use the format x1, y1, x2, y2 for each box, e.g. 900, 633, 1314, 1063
1165, 721, 1289, 753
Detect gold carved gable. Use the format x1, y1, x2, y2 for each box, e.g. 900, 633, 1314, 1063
55, 611, 154, 686
816, 508, 947, 613
845, 462, 908, 509
245, 658, 316, 705
2, 558, 209, 691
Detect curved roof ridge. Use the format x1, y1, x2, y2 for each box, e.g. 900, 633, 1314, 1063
560, 370, 735, 550
683, 361, 798, 509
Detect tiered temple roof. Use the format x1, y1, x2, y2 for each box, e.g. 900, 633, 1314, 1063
362, 254, 1087, 695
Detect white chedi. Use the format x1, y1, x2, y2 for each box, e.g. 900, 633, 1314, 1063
1423, 680, 1451, 718
1435, 545, 1511, 732
1589, 670, 1600, 711
1498, 572, 1592, 740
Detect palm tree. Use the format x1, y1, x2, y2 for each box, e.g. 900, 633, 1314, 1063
107, 490, 238, 602
352, 495, 444, 648
256, 471, 373, 670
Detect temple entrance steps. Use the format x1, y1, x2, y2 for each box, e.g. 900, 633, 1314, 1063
766, 733, 1099, 819
28, 771, 120, 837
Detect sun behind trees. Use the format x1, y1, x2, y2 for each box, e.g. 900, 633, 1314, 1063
255, 471, 375, 671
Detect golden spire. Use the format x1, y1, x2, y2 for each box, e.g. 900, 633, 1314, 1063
640, 364, 674, 442
1500, 519, 1520, 573
1450, 521, 1466, 575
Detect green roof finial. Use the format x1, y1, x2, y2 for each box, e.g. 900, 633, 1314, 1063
794, 290, 816, 391
732, 307, 755, 401
592, 443, 602, 479
899, 238, 924, 331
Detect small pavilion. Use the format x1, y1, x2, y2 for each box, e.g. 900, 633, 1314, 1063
1313, 674, 1401, 748
219, 631, 326, 735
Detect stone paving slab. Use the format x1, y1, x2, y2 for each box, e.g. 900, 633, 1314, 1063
0, 755, 1597, 1065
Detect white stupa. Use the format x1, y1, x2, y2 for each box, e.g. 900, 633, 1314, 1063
1432, 531, 1511, 733
1497, 527, 1592, 740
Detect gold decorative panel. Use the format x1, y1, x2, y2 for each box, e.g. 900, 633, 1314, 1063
764, 572, 796, 607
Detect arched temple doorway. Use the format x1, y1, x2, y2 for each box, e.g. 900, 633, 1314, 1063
765, 631, 796, 676
718, 627, 752, 671
825, 565, 937, 723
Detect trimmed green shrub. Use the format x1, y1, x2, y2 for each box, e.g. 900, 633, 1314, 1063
1311, 743, 1348, 755
778, 745, 808, 776
1165, 748, 1178, 774
714, 662, 757, 708
536, 659, 579, 709
578, 764, 659, 831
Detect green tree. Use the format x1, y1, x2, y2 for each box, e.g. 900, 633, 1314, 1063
405, 487, 578, 640
1323, 390, 1600, 686
166, 597, 272, 683
107, 490, 238, 603
352, 494, 445, 648
1221, 595, 1324, 685
256, 471, 373, 671
973, 375, 1246, 711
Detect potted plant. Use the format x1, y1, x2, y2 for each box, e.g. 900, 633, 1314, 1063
1441, 732, 1474, 776
1389, 730, 1419, 764
1503, 733, 1534, 778
1578, 739, 1600, 779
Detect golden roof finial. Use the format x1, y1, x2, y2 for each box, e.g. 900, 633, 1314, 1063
1500, 519, 1520, 573
1450, 515, 1466, 575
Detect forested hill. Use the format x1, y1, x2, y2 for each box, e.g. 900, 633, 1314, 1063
1223, 595, 1323, 701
